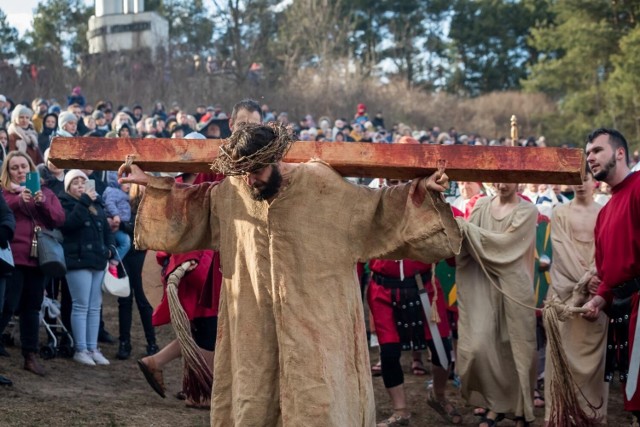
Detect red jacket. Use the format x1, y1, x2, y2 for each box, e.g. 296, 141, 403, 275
151, 172, 224, 326
152, 249, 221, 326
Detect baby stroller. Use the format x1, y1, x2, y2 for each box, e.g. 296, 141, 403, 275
39, 296, 74, 359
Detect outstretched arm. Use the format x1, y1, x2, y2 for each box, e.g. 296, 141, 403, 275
118, 163, 150, 186
132, 174, 221, 253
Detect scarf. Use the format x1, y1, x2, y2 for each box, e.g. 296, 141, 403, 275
10, 182, 25, 193
8, 123, 39, 152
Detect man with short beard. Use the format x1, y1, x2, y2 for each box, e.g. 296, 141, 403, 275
119, 122, 462, 426
455, 182, 538, 427
583, 128, 640, 424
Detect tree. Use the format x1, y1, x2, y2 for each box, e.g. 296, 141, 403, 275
346, 0, 450, 89
210, 0, 281, 85
523, 0, 640, 142
607, 26, 640, 140
155, 0, 214, 58
446, 0, 552, 96
0, 8, 23, 61
22, 0, 93, 65
277, 0, 352, 74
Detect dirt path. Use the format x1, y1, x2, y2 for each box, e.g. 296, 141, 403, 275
0, 255, 630, 426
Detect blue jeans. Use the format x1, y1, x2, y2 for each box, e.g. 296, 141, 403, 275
113, 230, 131, 262
66, 269, 105, 352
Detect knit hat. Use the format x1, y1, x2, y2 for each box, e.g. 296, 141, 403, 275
11, 105, 33, 125
58, 111, 78, 131
64, 169, 88, 192
92, 110, 105, 120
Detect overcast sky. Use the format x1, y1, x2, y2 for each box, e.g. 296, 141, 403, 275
3, 0, 38, 35
3, 0, 93, 35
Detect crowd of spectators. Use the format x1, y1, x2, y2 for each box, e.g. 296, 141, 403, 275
0, 87, 637, 397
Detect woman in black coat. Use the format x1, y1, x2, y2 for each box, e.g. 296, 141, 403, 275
37, 113, 58, 154
59, 169, 116, 366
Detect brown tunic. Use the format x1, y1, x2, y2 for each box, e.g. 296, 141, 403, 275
544, 203, 608, 422
456, 197, 538, 422
134, 160, 462, 426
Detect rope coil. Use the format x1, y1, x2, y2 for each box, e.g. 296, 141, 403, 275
166, 261, 213, 405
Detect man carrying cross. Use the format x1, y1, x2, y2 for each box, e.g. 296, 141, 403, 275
119, 122, 462, 426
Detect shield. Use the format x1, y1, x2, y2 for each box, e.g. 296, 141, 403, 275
435, 260, 457, 308
534, 216, 552, 308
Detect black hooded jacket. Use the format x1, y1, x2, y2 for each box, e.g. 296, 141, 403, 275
59, 192, 116, 271
38, 113, 58, 153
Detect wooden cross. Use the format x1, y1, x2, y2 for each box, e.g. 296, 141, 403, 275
48, 119, 584, 184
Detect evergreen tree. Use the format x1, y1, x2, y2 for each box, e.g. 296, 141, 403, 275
0, 8, 23, 61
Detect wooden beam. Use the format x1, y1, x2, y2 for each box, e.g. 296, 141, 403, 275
49, 136, 585, 184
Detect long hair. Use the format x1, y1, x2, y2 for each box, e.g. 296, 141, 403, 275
129, 183, 145, 214
0, 151, 37, 191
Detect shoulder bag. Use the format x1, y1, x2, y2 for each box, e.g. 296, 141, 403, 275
102, 252, 130, 298
31, 225, 67, 277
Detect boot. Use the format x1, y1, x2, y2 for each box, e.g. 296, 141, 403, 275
116, 340, 132, 360
146, 342, 159, 356
23, 352, 45, 376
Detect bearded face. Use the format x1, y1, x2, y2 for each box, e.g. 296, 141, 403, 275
247, 164, 283, 201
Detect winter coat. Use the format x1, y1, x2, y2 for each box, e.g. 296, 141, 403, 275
8, 124, 44, 165
37, 164, 65, 198
58, 192, 115, 271
0, 191, 15, 249
102, 186, 131, 221
37, 113, 58, 153
4, 186, 65, 267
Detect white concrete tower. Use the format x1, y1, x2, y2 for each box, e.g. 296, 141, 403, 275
88, 0, 169, 57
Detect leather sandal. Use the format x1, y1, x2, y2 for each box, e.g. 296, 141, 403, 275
427, 390, 463, 424
376, 409, 411, 426
473, 408, 488, 417
137, 357, 166, 398
478, 411, 504, 427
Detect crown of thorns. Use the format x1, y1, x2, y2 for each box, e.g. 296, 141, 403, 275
211, 122, 294, 176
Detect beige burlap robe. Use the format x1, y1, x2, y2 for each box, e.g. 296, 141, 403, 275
134, 160, 462, 426
544, 203, 608, 422
455, 197, 538, 422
